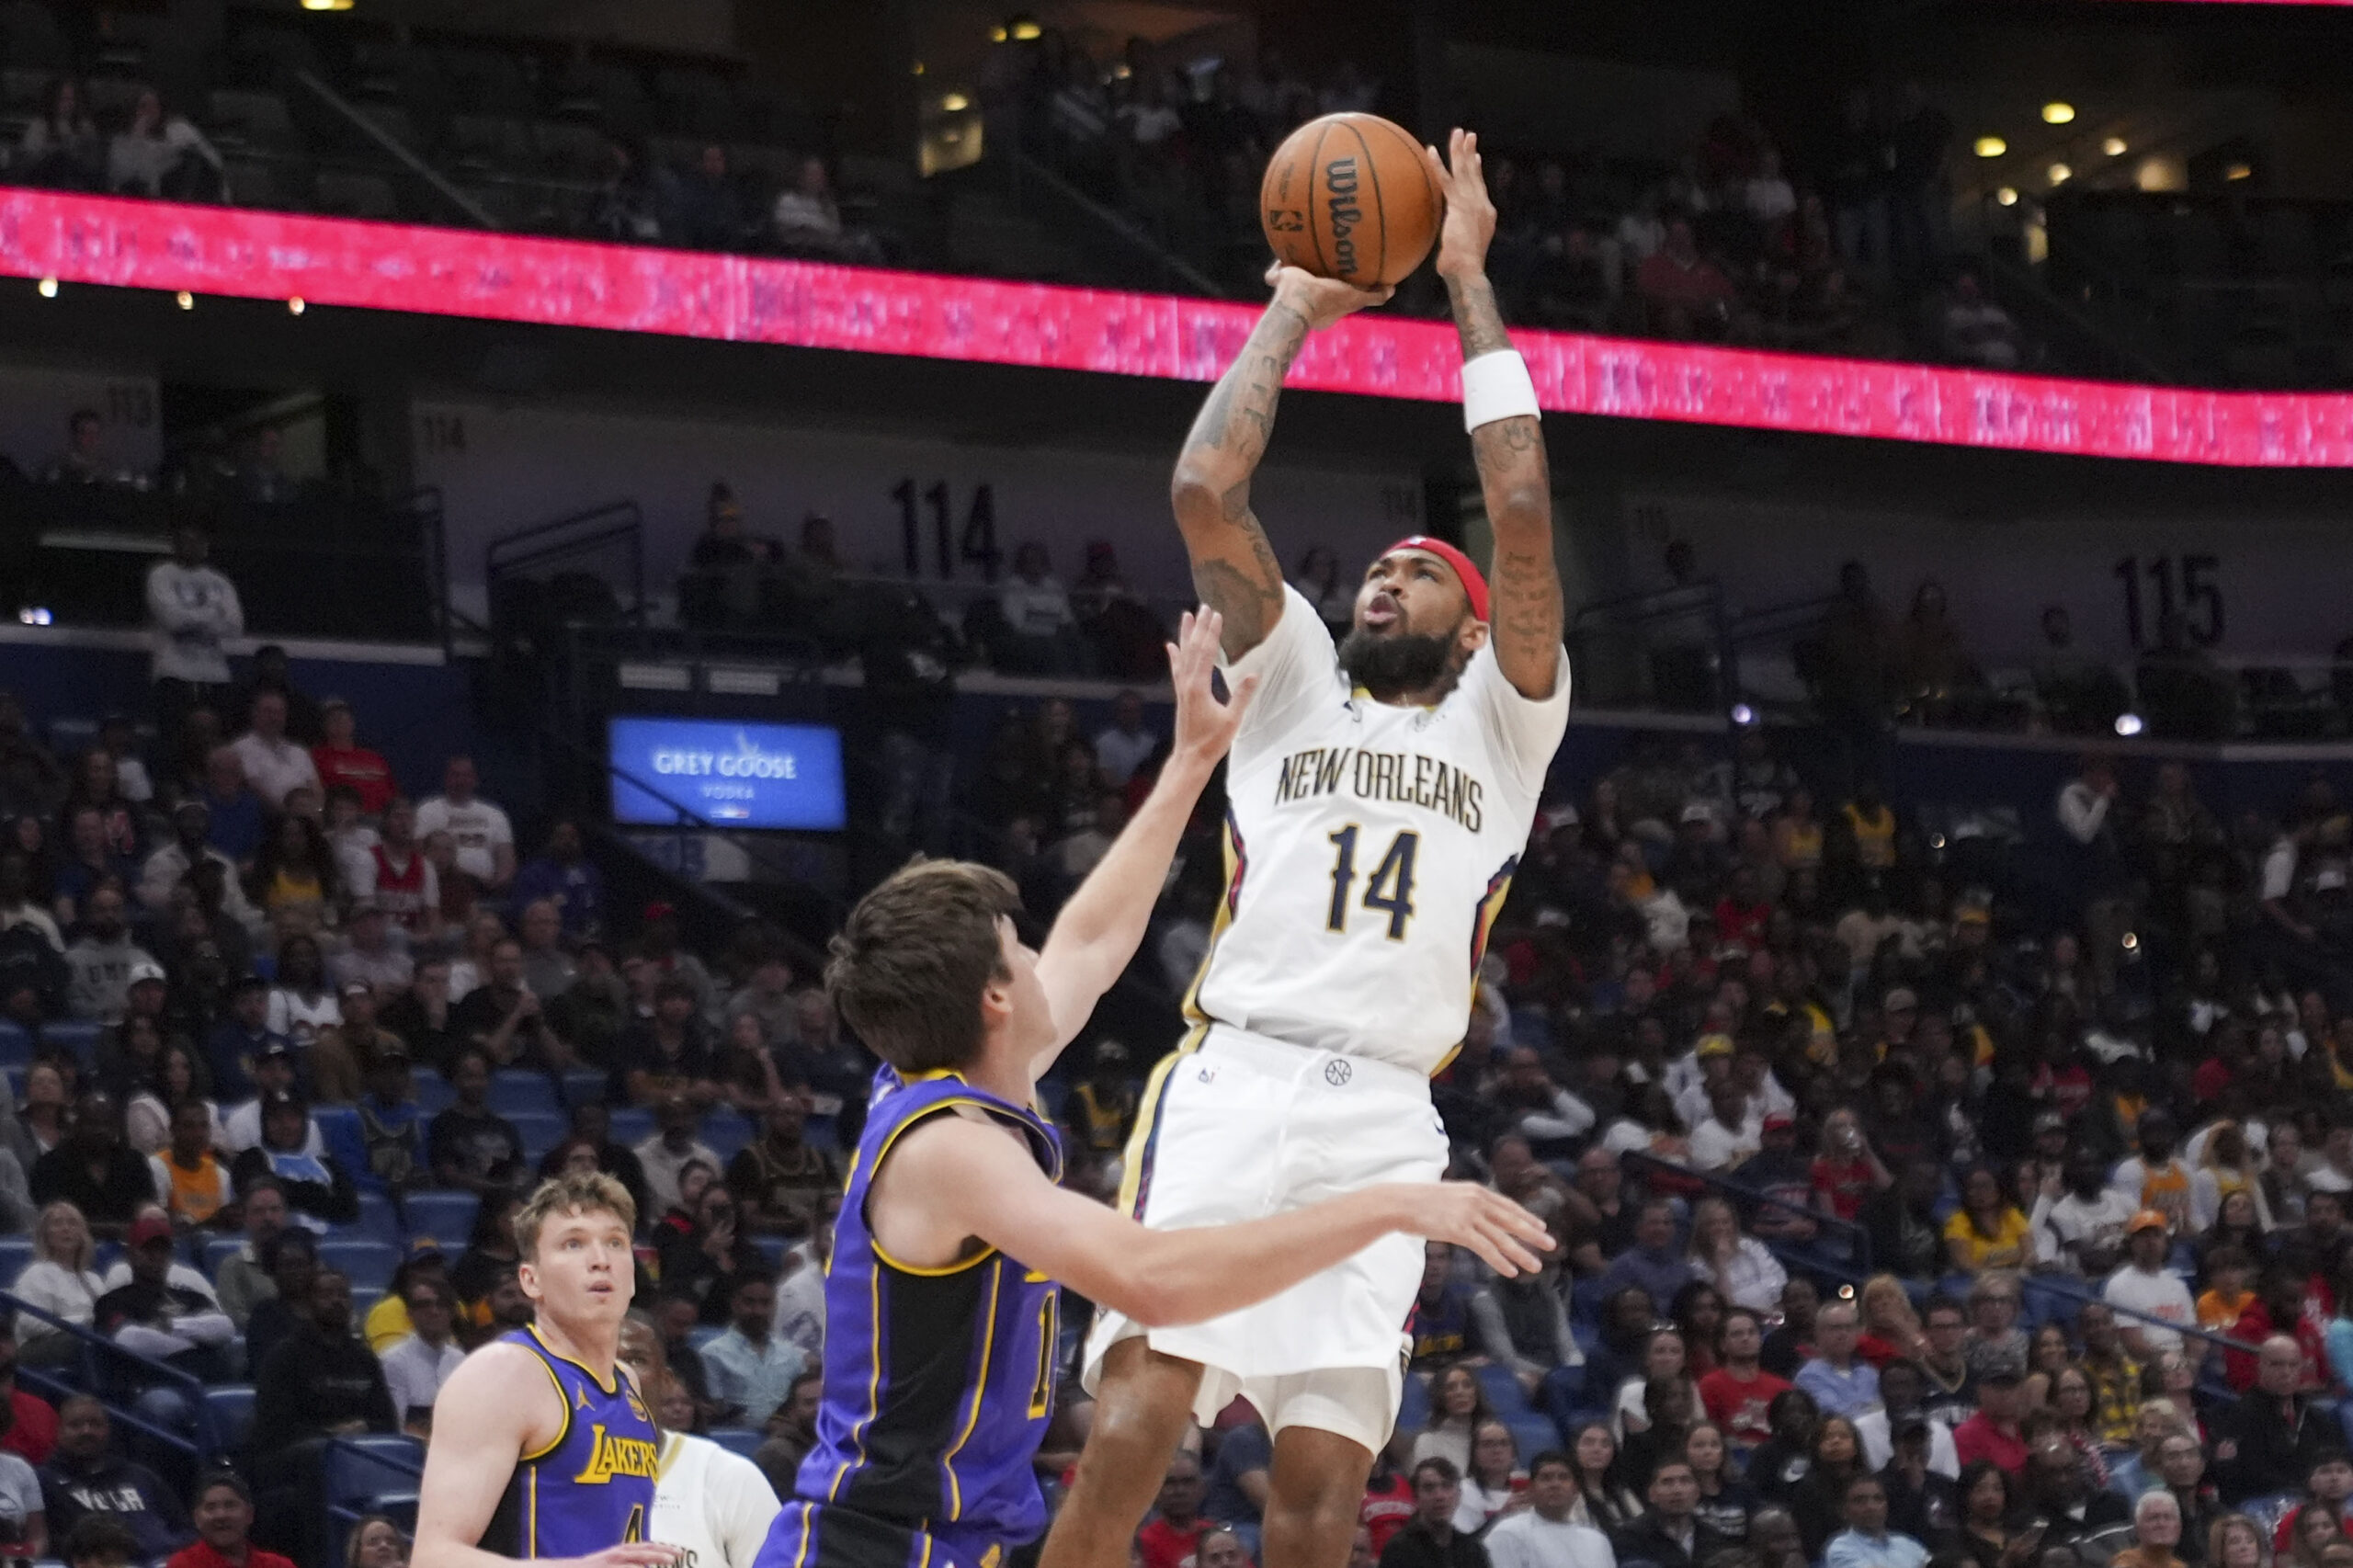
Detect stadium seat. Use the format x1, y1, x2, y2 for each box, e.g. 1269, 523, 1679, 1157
37, 1022, 98, 1064
1507, 1416, 1556, 1464
703, 1111, 753, 1162
202, 1384, 256, 1457
608, 1108, 654, 1146
1476, 1363, 1532, 1417
490, 1072, 559, 1119
0, 1023, 28, 1067
1397, 1375, 1429, 1432
404, 1191, 479, 1249
563, 1070, 608, 1108
510, 1112, 568, 1165
412, 1069, 455, 1115
351, 1193, 402, 1246
325, 1433, 426, 1505
754, 1237, 788, 1269
319, 1240, 401, 1291
706, 1428, 763, 1460
203, 1237, 245, 1278
804, 1114, 839, 1153
0, 1238, 30, 1285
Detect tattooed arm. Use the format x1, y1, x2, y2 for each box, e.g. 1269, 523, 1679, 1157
1170, 263, 1390, 659
1427, 129, 1563, 701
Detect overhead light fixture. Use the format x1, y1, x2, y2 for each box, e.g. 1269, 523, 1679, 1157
912, 62, 925, 76
175, 290, 193, 310
940, 92, 970, 112
1111, 62, 1131, 80
1996, 187, 2018, 206
2048, 163, 2071, 185
1729, 703, 1756, 726
989, 25, 1007, 41
15, 608, 51, 627
2042, 102, 2075, 124
1009, 17, 1041, 40
2227, 162, 2253, 181
1973, 136, 2006, 158
2115, 712, 2144, 737
288, 297, 305, 315
2102, 137, 2128, 156
300, 0, 354, 10
35, 278, 55, 298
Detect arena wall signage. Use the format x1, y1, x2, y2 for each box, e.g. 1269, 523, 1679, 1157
608, 716, 847, 831
6, 189, 2353, 466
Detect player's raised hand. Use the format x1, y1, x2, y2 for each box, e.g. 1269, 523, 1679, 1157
1423, 128, 1496, 281
1167, 608, 1258, 767
1265, 260, 1392, 331
1390, 1180, 1554, 1278
562, 1544, 687, 1568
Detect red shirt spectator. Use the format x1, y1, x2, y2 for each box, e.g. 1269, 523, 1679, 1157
313, 745, 394, 816
1952, 1409, 2029, 1478
1699, 1363, 1791, 1447
1812, 1154, 1874, 1221
1362, 1466, 1415, 1554
0, 1385, 55, 1465
1138, 1455, 1215, 1568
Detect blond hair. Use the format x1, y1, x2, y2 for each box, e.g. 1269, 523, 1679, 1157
512, 1171, 636, 1260
33, 1201, 91, 1271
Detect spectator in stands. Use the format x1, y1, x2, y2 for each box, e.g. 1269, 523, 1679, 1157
425, 1051, 523, 1199
2024, 1439, 2129, 1554
139, 801, 256, 928
1137, 1449, 1214, 1568
415, 757, 515, 894
361, 799, 438, 940
726, 1091, 835, 1239
452, 937, 561, 1070
147, 527, 243, 741
1941, 271, 2022, 370
168, 1471, 289, 1568
108, 85, 222, 203
1687, 1197, 1784, 1314
511, 821, 604, 942
93, 1210, 232, 1418
38, 1395, 189, 1562
251, 1267, 397, 1562
1701, 1307, 1794, 1450
0, 1315, 52, 1466
379, 1274, 461, 1437
620, 981, 720, 1113
1964, 1275, 2029, 1382
149, 1098, 231, 1231
1946, 1165, 2034, 1276
309, 699, 392, 818
668, 143, 750, 251
1952, 1359, 2029, 1478
1094, 691, 1159, 789
1416, 1365, 1495, 1475
1797, 1301, 1881, 1420
1637, 219, 1741, 341
771, 155, 881, 263
1598, 1199, 1694, 1307
994, 542, 1084, 675
656, 1176, 759, 1327
1611, 1458, 1723, 1568
213, 1177, 285, 1327
333, 905, 414, 1001
264, 934, 338, 1046
63, 890, 154, 1025
246, 813, 337, 937
231, 1090, 357, 1229
2104, 1214, 2198, 1366
535, 1103, 649, 1224
200, 748, 264, 868
2215, 1334, 2334, 1502
30, 1094, 152, 1237
42, 409, 112, 487
1823, 1472, 1926, 1568
700, 1268, 802, 1426
222, 1041, 310, 1154
14, 1202, 101, 1364
19, 80, 100, 192
755, 1369, 824, 1500
1381, 1456, 1486, 1568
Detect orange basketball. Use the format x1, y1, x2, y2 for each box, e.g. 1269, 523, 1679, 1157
1259, 112, 1440, 289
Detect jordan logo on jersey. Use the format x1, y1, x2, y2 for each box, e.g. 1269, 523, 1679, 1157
1272, 745, 1485, 831
571, 1425, 661, 1483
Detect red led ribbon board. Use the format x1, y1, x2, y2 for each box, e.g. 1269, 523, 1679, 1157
5, 187, 2353, 466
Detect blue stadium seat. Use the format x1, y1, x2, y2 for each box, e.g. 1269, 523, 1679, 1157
350, 1193, 401, 1246
1476, 1363, 1532, 1417
203, 1237, 244, 1279
37, 1022, 99, 1064
0, 1238, 31, 1286
411, 1069, 454, 1115
1397, 1374, 1429, 1432
510, 1112, 567, 1165
804, 1114, 838, 1153
489, 1072, 559, 1119
1506, 1417, 1556, 1464
0, 1024, 29, 1068
352, 1287, 383, 1324
202, 1384, 255, 1457
706, 1428, 763, 1460
319, 1240, 401, 1291
754, 1237, 788, 1270
703, 1111, 752, 1162
608, 1108, 653, 1146
562, 1070, 608, 1108
325, 1434, 425, 1505
403, 1191, 479, 1250
688, 1324, 723, 1351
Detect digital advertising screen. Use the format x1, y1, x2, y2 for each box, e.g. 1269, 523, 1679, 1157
608, 718, 847, 832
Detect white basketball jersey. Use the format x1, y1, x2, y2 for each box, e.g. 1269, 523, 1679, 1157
1189, 585, 1571, 1074
650, 1433, 781, 1568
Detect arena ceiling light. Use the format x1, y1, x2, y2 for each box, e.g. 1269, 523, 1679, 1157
2042, 102, 2075, 124
1973, 136, 2007, 157
2103, 137, 2128, 156
940, 93, 971, 112
2115, 713, 2146, 737
17, 187, 2353, 466
1996, 187, 2018, 206
2048, 163, 2072, 184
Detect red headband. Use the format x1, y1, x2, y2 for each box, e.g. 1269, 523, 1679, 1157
1382, 537, 1490, 622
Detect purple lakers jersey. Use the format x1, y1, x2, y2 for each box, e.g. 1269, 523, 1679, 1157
481, 1324, 660, 1559
765, 1068, 1063, 1568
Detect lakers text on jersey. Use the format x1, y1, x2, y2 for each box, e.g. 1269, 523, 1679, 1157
480, 1324, 660, 1560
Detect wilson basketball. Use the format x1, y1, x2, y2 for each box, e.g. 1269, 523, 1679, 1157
1259, 112, 1440, 289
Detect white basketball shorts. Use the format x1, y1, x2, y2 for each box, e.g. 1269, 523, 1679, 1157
1080, 1022, 1449, 1450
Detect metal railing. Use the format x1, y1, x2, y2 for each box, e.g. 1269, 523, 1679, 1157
0, 1289, 234, 1463
290, 69, 499, 231
1618, 1149, 1873, 1279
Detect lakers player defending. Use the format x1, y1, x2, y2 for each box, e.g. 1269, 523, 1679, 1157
752, 609, 1547, 1568
415, 1173, 674, 1568
1043, 129, 1571, 1568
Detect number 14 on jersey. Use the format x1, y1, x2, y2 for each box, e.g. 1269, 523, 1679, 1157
1326, 826, 1419, 940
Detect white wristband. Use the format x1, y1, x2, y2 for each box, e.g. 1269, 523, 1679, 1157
1461, 349, 1539, 432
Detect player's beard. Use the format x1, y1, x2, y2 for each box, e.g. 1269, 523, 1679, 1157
1337, 624, 1457, 699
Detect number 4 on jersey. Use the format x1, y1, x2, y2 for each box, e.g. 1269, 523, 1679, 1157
1326, 826, 1418, 940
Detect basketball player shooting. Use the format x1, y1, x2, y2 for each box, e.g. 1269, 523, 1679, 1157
415, 1173, 676, 1568
748, 609, 1546, 1568
1042, 129, 1569, 1568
